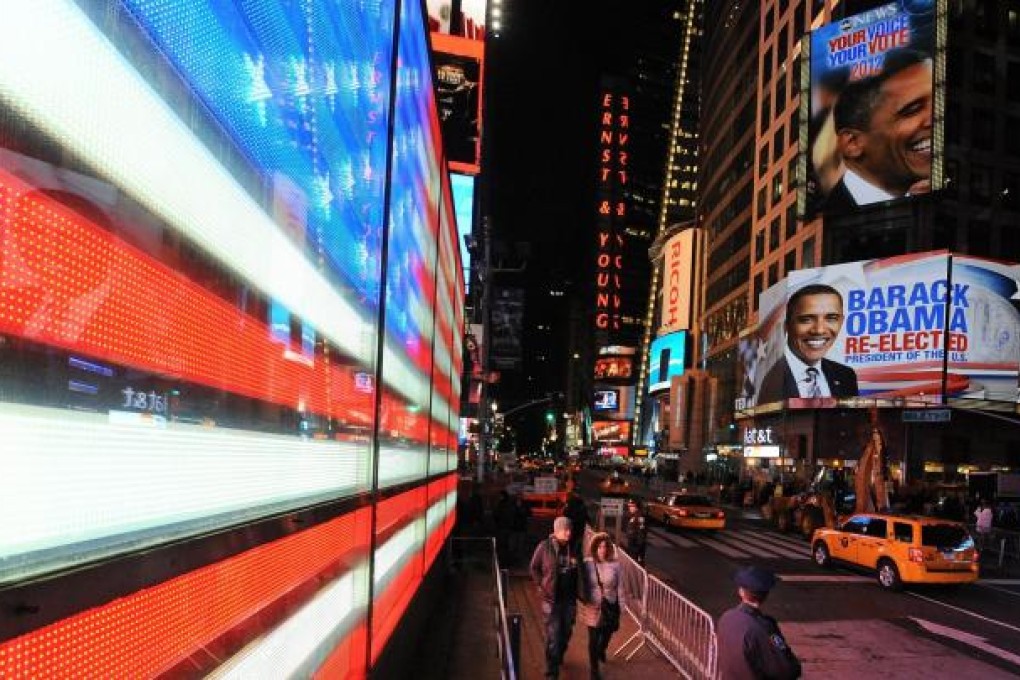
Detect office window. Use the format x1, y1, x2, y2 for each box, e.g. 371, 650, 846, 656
786, 202, 798, 238
973, 53, 997, 95
762, 47, 773, 87
761, 91, 771, 132
772, 169, 784, 203
969, 221, 992, 257
754, 229, 765, 263
769, 217, 781, 251
768, 262, 778, 287
1008, 117, 1020, 155
765, 8, 774, 38
802, 237, 815, 269
971, 166, 992, 202
774, 125, 786, 159
757, 186, 767, 219
759, 143, 770, 176
972, 109, 995, 150
945, 103, 960, 145
784, 250, 797, 277
753, 273, 763, 311
778, 24, 789, 66
775, 71, 787, 119
788, 155, 799, 189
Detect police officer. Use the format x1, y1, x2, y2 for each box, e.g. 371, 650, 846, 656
623, 498, 647, 565
717, 566, 801, 679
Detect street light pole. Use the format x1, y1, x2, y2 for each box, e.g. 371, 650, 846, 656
476, 216, 493, 483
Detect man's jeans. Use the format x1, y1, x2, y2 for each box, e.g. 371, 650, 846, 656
541, 599, 576, 677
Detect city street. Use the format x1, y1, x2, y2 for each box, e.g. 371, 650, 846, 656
575, 470, 1020, 677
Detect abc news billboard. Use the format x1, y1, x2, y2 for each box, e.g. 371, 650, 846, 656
737, 252, 1020, 411
804, 1, 937, 216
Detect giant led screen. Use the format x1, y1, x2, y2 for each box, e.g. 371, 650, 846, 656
737, 252, 1020, 411
804, 1, 937, 216
648, 331, 687, 394
0, 0, 459, 585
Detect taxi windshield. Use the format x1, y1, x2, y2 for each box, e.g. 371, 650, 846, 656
921, 524, 971, 550
672, 495, 713, 506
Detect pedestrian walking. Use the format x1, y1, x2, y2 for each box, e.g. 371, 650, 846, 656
717, 566, 801, 680
530, 516, 584, 679
578, 532, 622, 680
975, 499, 994, 549
623, 498, 647, 565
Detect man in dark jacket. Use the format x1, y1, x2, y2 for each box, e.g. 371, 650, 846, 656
530, 516, 580, 679
562, 491, 589, 555
717, 566, 801, 679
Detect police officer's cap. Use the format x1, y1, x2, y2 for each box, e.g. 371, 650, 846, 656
733, 566, 777, 593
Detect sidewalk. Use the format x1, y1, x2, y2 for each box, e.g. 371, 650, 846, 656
504, 566, 678, 679
418, 472, 680, 679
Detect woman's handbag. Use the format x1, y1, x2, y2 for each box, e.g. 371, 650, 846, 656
594, 564, 620, 632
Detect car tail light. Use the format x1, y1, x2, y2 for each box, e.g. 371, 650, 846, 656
677, 509, 689, 517
715, 512, 724, 519
908, 548, 925, 563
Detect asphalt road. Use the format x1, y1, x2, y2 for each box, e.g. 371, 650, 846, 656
574, 469, 1020, 677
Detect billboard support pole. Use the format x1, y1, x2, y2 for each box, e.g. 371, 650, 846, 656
940, 255, 953, 405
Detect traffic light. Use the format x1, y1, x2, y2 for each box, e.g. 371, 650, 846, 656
545, 410, 555, 424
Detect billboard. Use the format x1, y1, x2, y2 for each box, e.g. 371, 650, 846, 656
433, 35, 484, 175
738, 252, 1020, 410
660, 229, 695, 334
451, 173, 475, 290
804, 1, 937, 216
490, 287, 524, 370
593, 389, 620, 412
648, 331, 687, 394
594, 355, 634, 381
593, 420, 632, 442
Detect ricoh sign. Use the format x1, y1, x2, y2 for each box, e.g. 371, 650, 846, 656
660, 229, 694, 335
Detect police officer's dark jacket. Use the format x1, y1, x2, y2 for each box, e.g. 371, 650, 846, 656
717, 603, 801, 679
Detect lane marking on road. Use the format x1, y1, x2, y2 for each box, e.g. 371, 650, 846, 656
710, 532, 789, 559
776, 574, 873, 583
692, 536, 752, 559
754, 531, 813, 552
980, 579, 1020, 586
908, 592, 1020, 635
649, 528, 698, 548
732, 531, 811, 559
976, 583, 1020, 599
911, 617, 1020, 667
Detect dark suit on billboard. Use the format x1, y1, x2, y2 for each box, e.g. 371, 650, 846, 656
757, 357, 859, 405
820, 177, 859, 214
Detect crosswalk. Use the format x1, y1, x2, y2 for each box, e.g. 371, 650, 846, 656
646, 526, 814, 560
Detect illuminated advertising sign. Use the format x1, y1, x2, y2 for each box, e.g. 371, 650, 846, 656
593, 420, 632, 442
738, 252, 1020, 410
433, 35, 484, 175
660, 230, 694, 334
593, 389, 620, 411
648, 332, 687, 394
804, 1, 937, 216
594, 85, 629, 334
451, 172, 475, 289
594, 356, 634, 381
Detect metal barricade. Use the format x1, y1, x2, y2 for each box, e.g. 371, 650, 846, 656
608, 538, 718, 680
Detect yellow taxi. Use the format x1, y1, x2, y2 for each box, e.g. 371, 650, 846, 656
811, 513, 979, 590
645, 492, 726, 530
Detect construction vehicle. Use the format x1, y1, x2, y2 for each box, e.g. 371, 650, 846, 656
768, 424, 889, 537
